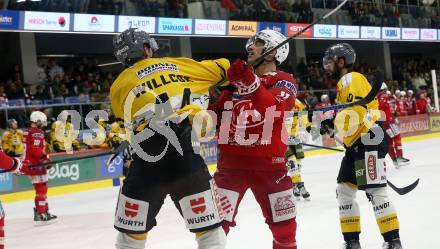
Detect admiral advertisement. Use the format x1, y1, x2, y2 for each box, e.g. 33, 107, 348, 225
382, 27, 401, 40
158, 17, 193, 34
401, 28, 419, 40
258, 22, 286, 35
195, 19, 227, 36
338, 25, 360, 39
398, 114, 430, 136
313, 24, 336, 38
0, 10, 19, 30
360, 26, 381, 39
118, 16, 155, 33
74, 14, 115, 32
24, 11, 70, 31
420, 29, 437, 41
228, 21, 257, 36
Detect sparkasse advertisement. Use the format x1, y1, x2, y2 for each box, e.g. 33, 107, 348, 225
287, 23, 313, 38
0, 10, 19, 30
118, 16, 155, 33
228, 21, 257, 36
24, 11, 70, 31
158, 17, 192, 34
313, 24, 336, 38
74, 13, 115, 32
194, 19, 226, 35
382, 27, 401, 40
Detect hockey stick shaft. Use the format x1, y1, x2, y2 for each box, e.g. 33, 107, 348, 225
249, 0, 348, 67
300, 142, 345, 152
28, 141, 129, 169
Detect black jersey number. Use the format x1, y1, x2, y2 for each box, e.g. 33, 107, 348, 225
347, 93, 354, 103
155, 88, 192, 113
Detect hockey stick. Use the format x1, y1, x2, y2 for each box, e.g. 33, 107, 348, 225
300, 142, 345, 152
19, 141, 129, 171
248, 0, 349, 67
296, 141, 419, 195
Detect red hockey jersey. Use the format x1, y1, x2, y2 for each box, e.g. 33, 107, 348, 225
23, 127, 49, 175
210, 71, 296, 171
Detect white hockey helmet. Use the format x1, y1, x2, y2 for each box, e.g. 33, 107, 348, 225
30, 111, 47, 126
386, 90, 391, 95
381, 82, 388, 90
395, 90, 401, 97
321, 94, 329, 102
400, 91, 406, 97
408, 89, 414, 96
245, 29, 289, 64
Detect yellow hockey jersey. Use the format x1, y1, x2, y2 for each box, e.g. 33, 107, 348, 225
50, 121, 80, 152
334, 72, 379, 147
289, 99, 309, 137
1, 129, 24, 157
110, 57, 230, 126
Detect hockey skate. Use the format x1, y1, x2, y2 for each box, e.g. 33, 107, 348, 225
393, 157, 410, 168
341, 240, 361, 249
382, 238, 402, 249
293, 185, 301, 200
295, 182, 311, 201
34, 208, 57, 226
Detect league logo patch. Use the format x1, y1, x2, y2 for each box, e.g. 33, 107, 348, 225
367, 154, 377, 181
269, 189, 296, 222
274, 80, 297, 96
190, 197, 206, 214
125, 201, 139, 218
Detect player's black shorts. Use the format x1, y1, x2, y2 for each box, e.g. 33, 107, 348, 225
114, 121, 223, 234
337, 123, 389, 190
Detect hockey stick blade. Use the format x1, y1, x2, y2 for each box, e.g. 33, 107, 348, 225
387, 179, 419, 195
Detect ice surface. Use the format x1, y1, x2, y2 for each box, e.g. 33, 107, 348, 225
4, 137, 440, 249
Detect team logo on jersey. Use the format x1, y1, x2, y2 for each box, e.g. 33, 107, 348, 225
190, 197, 206, 214
367, 154, 377, 181
125, 201, 140, 217
274, 80, 297, 96
136, 63, 179, 79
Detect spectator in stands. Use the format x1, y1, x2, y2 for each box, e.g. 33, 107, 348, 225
0, 85, 8, 104
36, 59, 48, 84
48, 59, 64, 81
221, 0, 237, 10
34, 85, 47, 101
6, 82, 25, 100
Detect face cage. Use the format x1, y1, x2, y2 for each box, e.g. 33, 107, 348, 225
322, 56, 335, 71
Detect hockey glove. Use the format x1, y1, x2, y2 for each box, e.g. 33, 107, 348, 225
227, 59, 260, 97
320, 118, 335, 137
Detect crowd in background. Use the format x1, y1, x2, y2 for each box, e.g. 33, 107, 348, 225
4, 0, 440, 28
